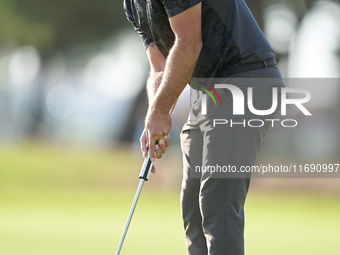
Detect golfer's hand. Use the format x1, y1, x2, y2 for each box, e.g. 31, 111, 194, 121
140, 129, 170, 159
140, 128, 170, 173
145, 108, 171, 162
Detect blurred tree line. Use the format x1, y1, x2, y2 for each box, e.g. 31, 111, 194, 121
0, 0, 128, 58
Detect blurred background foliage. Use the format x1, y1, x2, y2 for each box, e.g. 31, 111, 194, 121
0, 0, 340, 255
0, 0, 128, 55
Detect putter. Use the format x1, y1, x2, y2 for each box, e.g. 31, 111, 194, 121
115, 104, 175, 255
115, 152, 154, 255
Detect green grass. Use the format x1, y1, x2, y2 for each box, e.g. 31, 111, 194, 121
1, 143, 340, 255
245, 192, 340, 255
0, 190, 185, 255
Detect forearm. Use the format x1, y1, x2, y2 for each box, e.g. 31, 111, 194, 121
150, 40, 202, 114
141, 3, 202, 161
146, 70, 164, 104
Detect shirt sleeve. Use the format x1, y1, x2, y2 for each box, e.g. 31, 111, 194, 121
123, 0, 154, 49
161, 0, 204, 18
139, 32, 154, 49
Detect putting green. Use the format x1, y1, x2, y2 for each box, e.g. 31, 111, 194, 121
0, 143, 339, 255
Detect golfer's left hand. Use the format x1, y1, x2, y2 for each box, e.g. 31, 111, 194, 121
145, 107, 171, 162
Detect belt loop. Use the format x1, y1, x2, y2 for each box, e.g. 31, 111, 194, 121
263, 60, 268, 70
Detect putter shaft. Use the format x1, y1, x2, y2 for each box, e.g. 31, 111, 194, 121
115, 178, 145, 255
115, 154, 154, 255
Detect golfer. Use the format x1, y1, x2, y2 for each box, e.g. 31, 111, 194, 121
124, 0, 284, 254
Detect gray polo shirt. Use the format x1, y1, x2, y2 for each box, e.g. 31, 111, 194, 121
124, 0, 275, 77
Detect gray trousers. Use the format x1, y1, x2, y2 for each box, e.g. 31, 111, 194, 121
180, 65, 284, 255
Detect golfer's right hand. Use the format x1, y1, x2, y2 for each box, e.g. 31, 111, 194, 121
140, 128, 170, 160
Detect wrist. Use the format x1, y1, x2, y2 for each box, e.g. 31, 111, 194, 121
147, 105, 168, 120
149, 95, 171, 115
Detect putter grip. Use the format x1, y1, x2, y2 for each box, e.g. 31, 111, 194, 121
138, 141, 159, 181
138, 155, 153, 181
